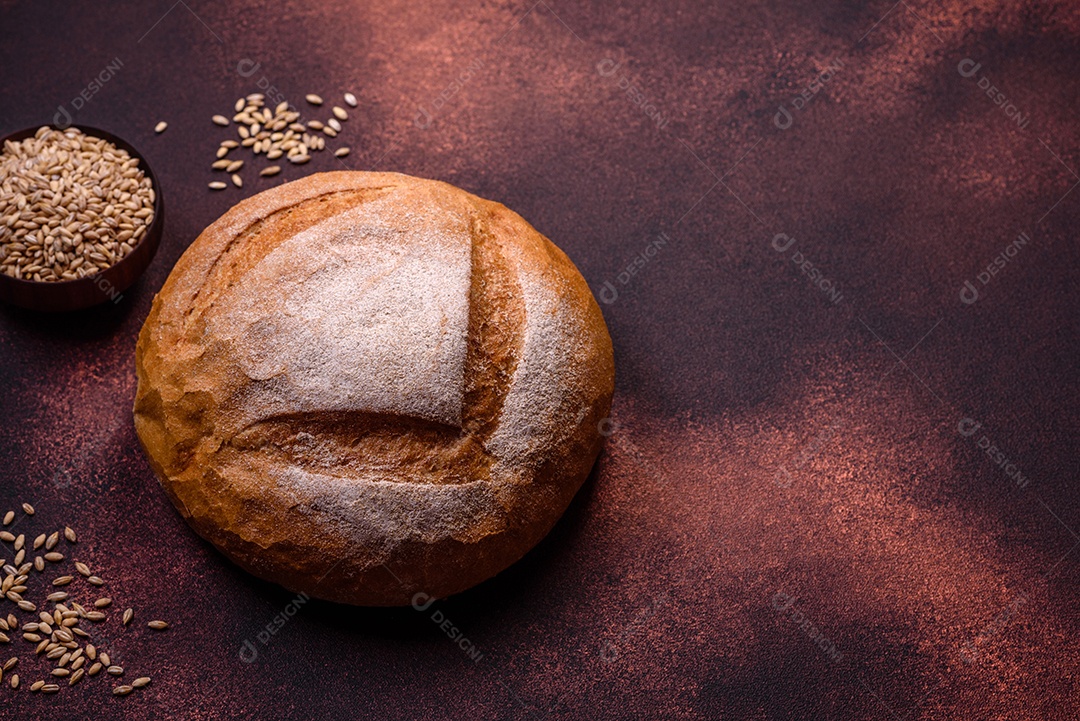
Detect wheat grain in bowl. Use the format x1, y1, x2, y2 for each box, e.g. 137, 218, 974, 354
0, 126, 155, 282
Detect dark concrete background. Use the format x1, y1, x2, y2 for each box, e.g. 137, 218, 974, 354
1, 0, 1078, 718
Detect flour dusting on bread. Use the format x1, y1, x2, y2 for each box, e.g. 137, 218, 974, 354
207, 192, 472, 430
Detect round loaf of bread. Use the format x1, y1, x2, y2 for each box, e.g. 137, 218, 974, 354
133, 171, 614, 606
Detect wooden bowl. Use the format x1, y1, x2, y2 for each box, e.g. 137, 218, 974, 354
0, 125, 164, 312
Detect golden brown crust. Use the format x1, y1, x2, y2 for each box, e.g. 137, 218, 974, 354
134, 171, 613, 605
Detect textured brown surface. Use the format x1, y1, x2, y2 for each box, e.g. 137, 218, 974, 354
0, 0, 1078, 718
133, 170, 614, 606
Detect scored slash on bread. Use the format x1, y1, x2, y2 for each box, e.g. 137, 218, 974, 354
133, 171, 614, 606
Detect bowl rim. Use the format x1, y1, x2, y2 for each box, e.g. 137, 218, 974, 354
0, 123, 164, 288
